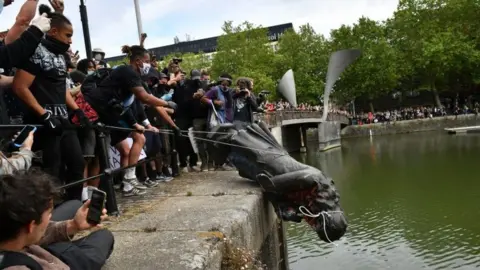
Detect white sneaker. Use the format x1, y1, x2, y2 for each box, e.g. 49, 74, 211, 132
144, 178, 159, 188
181, 167, 189, 173
189, 166, 201, 172
126, 178, 148, 190
122, 187, 146, 197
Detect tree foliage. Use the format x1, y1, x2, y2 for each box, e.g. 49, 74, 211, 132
119, 0, 480, 108
159, 52, 212, 74
273, 24, 330, 104
211, 21, 276, 94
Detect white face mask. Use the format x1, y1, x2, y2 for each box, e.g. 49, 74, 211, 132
87, 70, 94, 75
94, 54, 102, 61
140, 63, 151, 76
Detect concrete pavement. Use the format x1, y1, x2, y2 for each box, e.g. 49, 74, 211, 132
103, 171, 281, 270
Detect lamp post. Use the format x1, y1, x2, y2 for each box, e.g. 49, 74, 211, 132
133, 0, 143, 43
79, 0, 92, 59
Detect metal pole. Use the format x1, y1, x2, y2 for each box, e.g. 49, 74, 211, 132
133, 0, 143, 43
352, 99, 356, 117
79, 0, 93, 60
97, 128, 120, 216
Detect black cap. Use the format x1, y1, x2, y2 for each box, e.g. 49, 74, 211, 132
190, 69, 201, 80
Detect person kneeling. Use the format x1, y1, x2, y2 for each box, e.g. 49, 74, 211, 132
0, 170, 114, 270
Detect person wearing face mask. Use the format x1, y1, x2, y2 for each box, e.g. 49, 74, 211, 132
12, 4, 87, 201
92, 47, 105, 62
76, 58, 96, 75
201, 73, 234, 126
171, 70, 200, 173
201, 73, 236, 171
191, 69, 212, 171
82, 44, 177, 197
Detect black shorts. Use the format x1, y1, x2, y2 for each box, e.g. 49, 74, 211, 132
77, 128, 112, 157
144, 132, 162, 157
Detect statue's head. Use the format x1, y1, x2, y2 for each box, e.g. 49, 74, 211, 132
287, 170, 347, 243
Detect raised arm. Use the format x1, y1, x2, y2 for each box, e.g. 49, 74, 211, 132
4, 0, 39, 45
0, 26, 44, 69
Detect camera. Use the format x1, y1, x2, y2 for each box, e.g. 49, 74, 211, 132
172, 58, 183, 64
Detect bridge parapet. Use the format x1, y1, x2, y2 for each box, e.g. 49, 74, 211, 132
254, 111, 349, 127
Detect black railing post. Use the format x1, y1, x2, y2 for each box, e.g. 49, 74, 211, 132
79, 0, 93, 60
97, 126, 119, 216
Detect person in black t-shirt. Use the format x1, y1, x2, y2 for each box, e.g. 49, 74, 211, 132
83, 45, 178, 197
12, 5, 89, 201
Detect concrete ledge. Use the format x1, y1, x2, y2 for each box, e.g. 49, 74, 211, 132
103, 172, 280, 270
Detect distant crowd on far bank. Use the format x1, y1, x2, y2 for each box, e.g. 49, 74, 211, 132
352, 102, 480, 125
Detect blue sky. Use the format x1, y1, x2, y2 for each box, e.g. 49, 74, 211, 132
1, 0, 398, 58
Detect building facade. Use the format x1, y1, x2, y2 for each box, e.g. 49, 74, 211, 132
105, 23, 293, 62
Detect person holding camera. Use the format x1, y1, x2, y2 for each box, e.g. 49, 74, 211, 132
232, 77, 259, 123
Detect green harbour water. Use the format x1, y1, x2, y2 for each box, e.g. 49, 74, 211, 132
288, 132, 480, 270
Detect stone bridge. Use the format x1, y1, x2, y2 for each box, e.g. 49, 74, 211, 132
253, 111, 350, 152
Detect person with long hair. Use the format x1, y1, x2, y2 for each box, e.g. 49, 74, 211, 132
82, 44, 177, 196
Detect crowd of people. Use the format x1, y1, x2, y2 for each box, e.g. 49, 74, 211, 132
353, 103, 480, 125
2, 1, 478, 269
0, 1, 279, 268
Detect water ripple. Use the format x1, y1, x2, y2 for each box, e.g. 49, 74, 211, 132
287, 203, 480, 270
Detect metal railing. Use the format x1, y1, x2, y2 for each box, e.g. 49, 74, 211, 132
253, 111, 350, 127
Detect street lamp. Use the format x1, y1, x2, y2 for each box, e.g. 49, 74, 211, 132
79, 0, 92, 59
133, 0, 143, 43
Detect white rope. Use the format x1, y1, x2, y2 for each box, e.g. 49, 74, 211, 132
298, 205, 344, 246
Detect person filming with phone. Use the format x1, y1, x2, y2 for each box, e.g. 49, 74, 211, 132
0, 170, 114, 270
0, 130, 34, 175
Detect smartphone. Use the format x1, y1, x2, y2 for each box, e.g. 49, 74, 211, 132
13, 125, 37, 148
87, 188, 107, 225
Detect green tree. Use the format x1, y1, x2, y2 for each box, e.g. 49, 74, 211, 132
159, 52, 212, 75
211, 21, 276, 94
329, 17, 399, 111
274, 24, 330, 104
388, 0, 480, 107
108, 57, 128, 68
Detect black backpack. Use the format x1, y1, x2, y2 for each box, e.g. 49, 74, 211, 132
0, 251, 42, 270
80, 67, 113, 96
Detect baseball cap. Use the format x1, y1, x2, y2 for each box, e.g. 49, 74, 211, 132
191, 69, 201, 80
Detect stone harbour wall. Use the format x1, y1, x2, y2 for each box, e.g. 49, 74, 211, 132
341, 114, 480, 137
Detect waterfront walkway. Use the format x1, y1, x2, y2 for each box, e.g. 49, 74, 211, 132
102, 171, 280, 270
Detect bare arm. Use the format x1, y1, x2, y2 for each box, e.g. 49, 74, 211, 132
69, 85, 82, 97
66, 88, 80, 110
132, 86, 169, 107
164, 108, 174, 115
4, 0, 38, 45
0, 75, 14, 88
12, 69, 46, 116
155, 106, 177, 128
